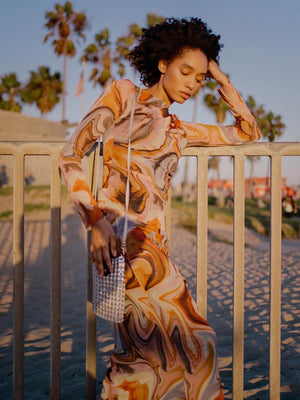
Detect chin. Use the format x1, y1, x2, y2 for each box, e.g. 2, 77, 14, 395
172, 96, 186, 104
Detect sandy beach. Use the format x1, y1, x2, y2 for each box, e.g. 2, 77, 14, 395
0, 201, 299, 399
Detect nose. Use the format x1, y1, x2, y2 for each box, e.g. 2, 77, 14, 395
185, 80, 194, 91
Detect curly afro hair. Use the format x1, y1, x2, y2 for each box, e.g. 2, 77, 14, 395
129, 17, 223, 87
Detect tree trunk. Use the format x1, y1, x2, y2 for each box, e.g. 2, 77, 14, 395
246, 157, 255, 198
62, 52, 67, 122
182, 93, 198, 202
216, 112, 225, 207
182, 157, 190, 202
216, 159, 224, 207
9, 88, 16, 109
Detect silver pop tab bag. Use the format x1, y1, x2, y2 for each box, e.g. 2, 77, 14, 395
92, 91, 136, 323
92, 256, 126, 323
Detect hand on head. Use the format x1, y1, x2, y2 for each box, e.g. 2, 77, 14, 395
207, 60, 229, 86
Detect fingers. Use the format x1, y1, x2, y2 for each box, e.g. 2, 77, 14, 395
90, 245, 105, 278
102, 246, 113, 273
91, 243, 114, 278
90, 217, 117, 278
110, 234, 117, 258
207, 60, 229, 86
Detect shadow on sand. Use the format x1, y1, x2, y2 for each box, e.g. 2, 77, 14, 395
0, 217, 299, 399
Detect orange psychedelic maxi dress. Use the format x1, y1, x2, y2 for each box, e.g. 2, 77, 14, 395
59, 79, 260, 400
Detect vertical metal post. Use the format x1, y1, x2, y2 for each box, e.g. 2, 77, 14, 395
13, 152, 25, 400
232, 154, 245, 399
196, 154, 209, 318
86, 152, 97, 399
86, 231, 97, 400
50, 153, 62, 399
269, 155, 282, 399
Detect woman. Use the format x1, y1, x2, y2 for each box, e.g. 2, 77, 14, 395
60, 17, 260, 400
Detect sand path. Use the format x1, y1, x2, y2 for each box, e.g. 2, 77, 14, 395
0, 206, 299, 399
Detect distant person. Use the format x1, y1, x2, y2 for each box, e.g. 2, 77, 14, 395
0, 165, 8, 187
282, 195, 297, 218
60, 17, 261, 399
225, 190, 234, 208
24, 172, 34, 186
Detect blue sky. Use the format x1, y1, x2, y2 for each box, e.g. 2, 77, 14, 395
1, 0, 299, 184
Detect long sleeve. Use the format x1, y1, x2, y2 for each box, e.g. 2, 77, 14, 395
182, 81, 261, 147
59, 80, 125, 227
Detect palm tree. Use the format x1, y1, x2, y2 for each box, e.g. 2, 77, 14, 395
115, 24, 143, 65
246, 96, 285, 198
259, 111, 285, 143
81, 13, 165, 91
246, 95, 285, 143
21, 66, 62, 117
44, 1, 88, 122
208, 156, 221, 199
182, 91, 199, 202
0, 73, 22, 112
259, 109, 285, 198
146, 13, 165, 27
116, 13, 165, 63
203, 79, 230, 206
203, 79, 229, 124
81, 28, 124, 88
245, 95, 265, 198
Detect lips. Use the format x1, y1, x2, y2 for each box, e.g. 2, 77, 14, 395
180, 91, 192, 100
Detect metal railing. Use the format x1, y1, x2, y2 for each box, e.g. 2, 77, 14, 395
0, 140, 299, 400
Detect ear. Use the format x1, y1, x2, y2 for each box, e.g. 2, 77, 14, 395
158, 60, 167, 74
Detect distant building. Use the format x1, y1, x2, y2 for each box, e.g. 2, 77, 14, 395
208, 177, 297, 200
208, 179, 233, 198
174, 177, 298, 202
244, 177, 290, 199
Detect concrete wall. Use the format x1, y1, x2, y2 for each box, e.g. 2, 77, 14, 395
0, 110, 68, 186
0, 110, 67, 141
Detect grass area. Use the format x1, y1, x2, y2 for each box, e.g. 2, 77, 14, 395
0, 184, 68, 195
24, 203, 49, 212
1, 186, 299, 239
172, 196, 300, 239
0, 185, 67, 220
0, 184, 51, 195
0, 203, 50, 219
0, 187, 13, 196
0, 210, 13, 219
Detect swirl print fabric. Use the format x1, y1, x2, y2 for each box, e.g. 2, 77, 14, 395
60, 79, 260, 399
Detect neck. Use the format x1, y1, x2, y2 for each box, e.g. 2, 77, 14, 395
147, 79, 172, 107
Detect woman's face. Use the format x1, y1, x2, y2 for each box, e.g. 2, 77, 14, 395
158, 47, 209, 106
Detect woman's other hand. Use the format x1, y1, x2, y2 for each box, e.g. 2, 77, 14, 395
207, 60, 230, 86
90, 216, 117, 277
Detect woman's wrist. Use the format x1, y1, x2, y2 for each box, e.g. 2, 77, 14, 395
218, 76, 230, 87
214, 70, 230, 87
89, 207, 105, 226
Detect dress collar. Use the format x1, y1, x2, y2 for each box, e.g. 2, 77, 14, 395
137, 87, 170, 113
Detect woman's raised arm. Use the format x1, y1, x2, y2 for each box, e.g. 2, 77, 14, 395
182, 60, 261, 147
